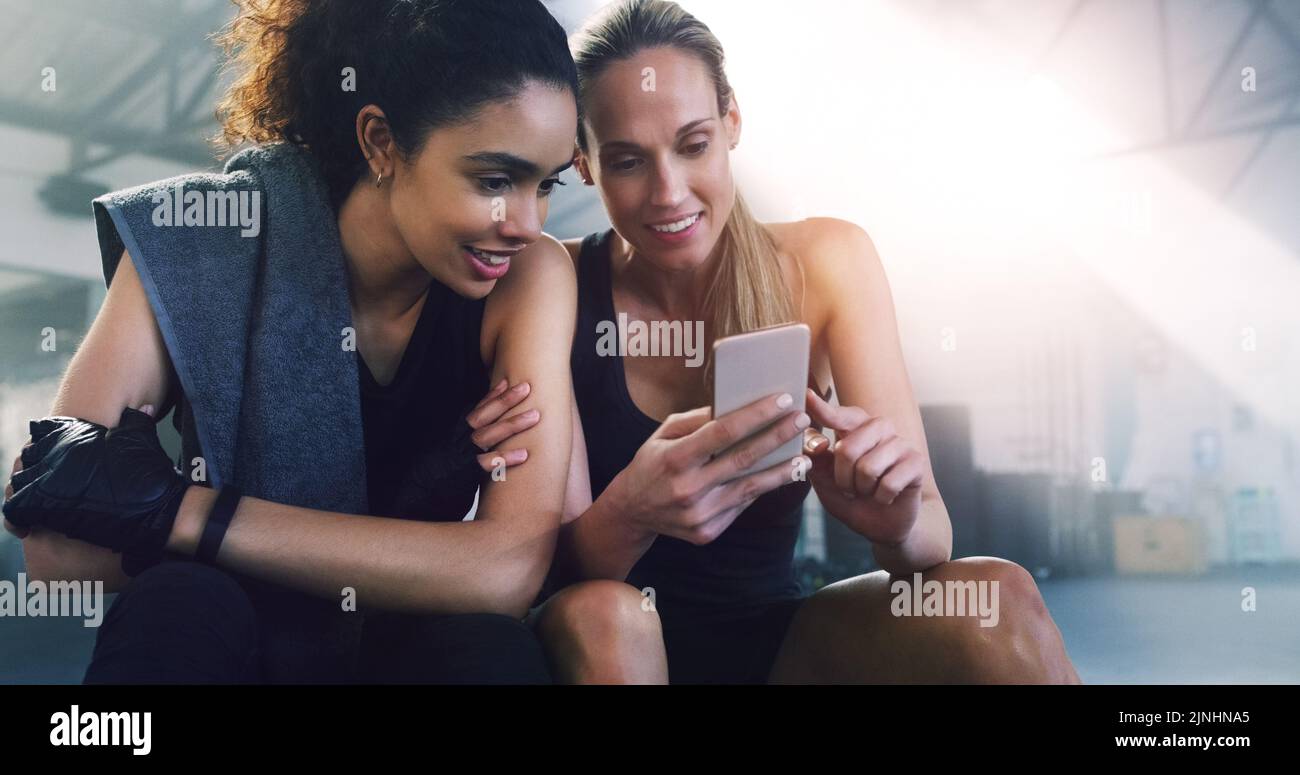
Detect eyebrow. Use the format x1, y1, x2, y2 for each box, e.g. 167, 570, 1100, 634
598, 118, 714, 152
461, 152, 573, 178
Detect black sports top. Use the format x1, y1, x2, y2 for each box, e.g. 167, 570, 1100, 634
158, 274, 488, 682
169, 276, 489, 522
570, 229, 809, 617
355, 278, 490, 521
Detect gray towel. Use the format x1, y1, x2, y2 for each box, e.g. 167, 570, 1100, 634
91, 143, 369, 682
92, 142, 368, 516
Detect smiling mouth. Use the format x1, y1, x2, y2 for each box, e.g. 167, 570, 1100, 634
648, 212, 702, 233
465, 246, 513, 265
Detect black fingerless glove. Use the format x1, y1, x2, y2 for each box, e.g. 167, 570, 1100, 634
3, 407, 189, 572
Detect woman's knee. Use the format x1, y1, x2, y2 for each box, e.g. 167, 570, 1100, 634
126, 559, 243, 596
925, 557, 1076, 683
85, 561, 259, 684
120, 561, 254, 621
539, 581, 661, 647
534, 580, 666, 684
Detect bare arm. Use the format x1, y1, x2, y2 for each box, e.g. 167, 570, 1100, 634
18, 248, 172, 592
554, 219, 952, 582
561, 390, 592, 526
552, 237, 647, 583
803, 218, 952, 572
167, 235, 577, 618
549, 241, 810, 584
551, 397, 656, 585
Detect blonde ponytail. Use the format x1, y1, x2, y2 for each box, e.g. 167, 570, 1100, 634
699, 191, 796, 381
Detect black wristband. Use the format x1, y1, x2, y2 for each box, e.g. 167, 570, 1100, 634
196, 485, 242, 564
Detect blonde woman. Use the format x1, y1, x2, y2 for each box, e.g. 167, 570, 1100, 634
534, 0, 1082, 684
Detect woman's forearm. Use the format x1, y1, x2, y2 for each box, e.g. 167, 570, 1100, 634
557, 482, 657, 584
869, 495, 953, 575
21, 529, 130, 592
171, 488, 557, 619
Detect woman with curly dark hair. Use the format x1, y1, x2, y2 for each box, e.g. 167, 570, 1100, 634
3, 0, 665, 684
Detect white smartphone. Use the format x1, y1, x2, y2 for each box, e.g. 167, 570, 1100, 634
711, 322, 810, 481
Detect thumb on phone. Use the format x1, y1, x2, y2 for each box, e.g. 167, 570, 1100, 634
803, 428, 831, 456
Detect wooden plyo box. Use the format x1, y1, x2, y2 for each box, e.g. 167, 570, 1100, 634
1113, 515, 1208, 575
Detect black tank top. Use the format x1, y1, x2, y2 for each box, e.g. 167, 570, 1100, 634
356, 278, 490, 520
161, 274, 488, 682
571, 229, 809, 616
170, 275, 488, 521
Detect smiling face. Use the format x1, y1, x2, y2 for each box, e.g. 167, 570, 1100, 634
578, 46, 741, 273
386, 81, 579, 298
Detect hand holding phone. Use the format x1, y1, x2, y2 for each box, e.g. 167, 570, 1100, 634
606, 396, 810, 551
712, 323, 811, 482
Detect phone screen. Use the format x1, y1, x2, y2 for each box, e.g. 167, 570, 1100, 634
711, 323, 810, 481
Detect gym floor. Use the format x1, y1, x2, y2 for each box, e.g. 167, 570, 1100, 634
3, 534, 1296, 684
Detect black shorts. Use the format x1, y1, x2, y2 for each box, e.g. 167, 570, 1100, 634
659, 597, 806, 685
84, 561, 553, 684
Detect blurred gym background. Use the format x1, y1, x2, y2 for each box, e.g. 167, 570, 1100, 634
1, 0, 1297, 682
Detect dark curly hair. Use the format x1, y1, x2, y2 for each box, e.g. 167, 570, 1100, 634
216, 0, 580, 206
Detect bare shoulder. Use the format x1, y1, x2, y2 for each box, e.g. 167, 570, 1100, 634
768, 217, 881, 276
492, 232, 576, 296
481, 233, 577, 365
766, 217, 886, 318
